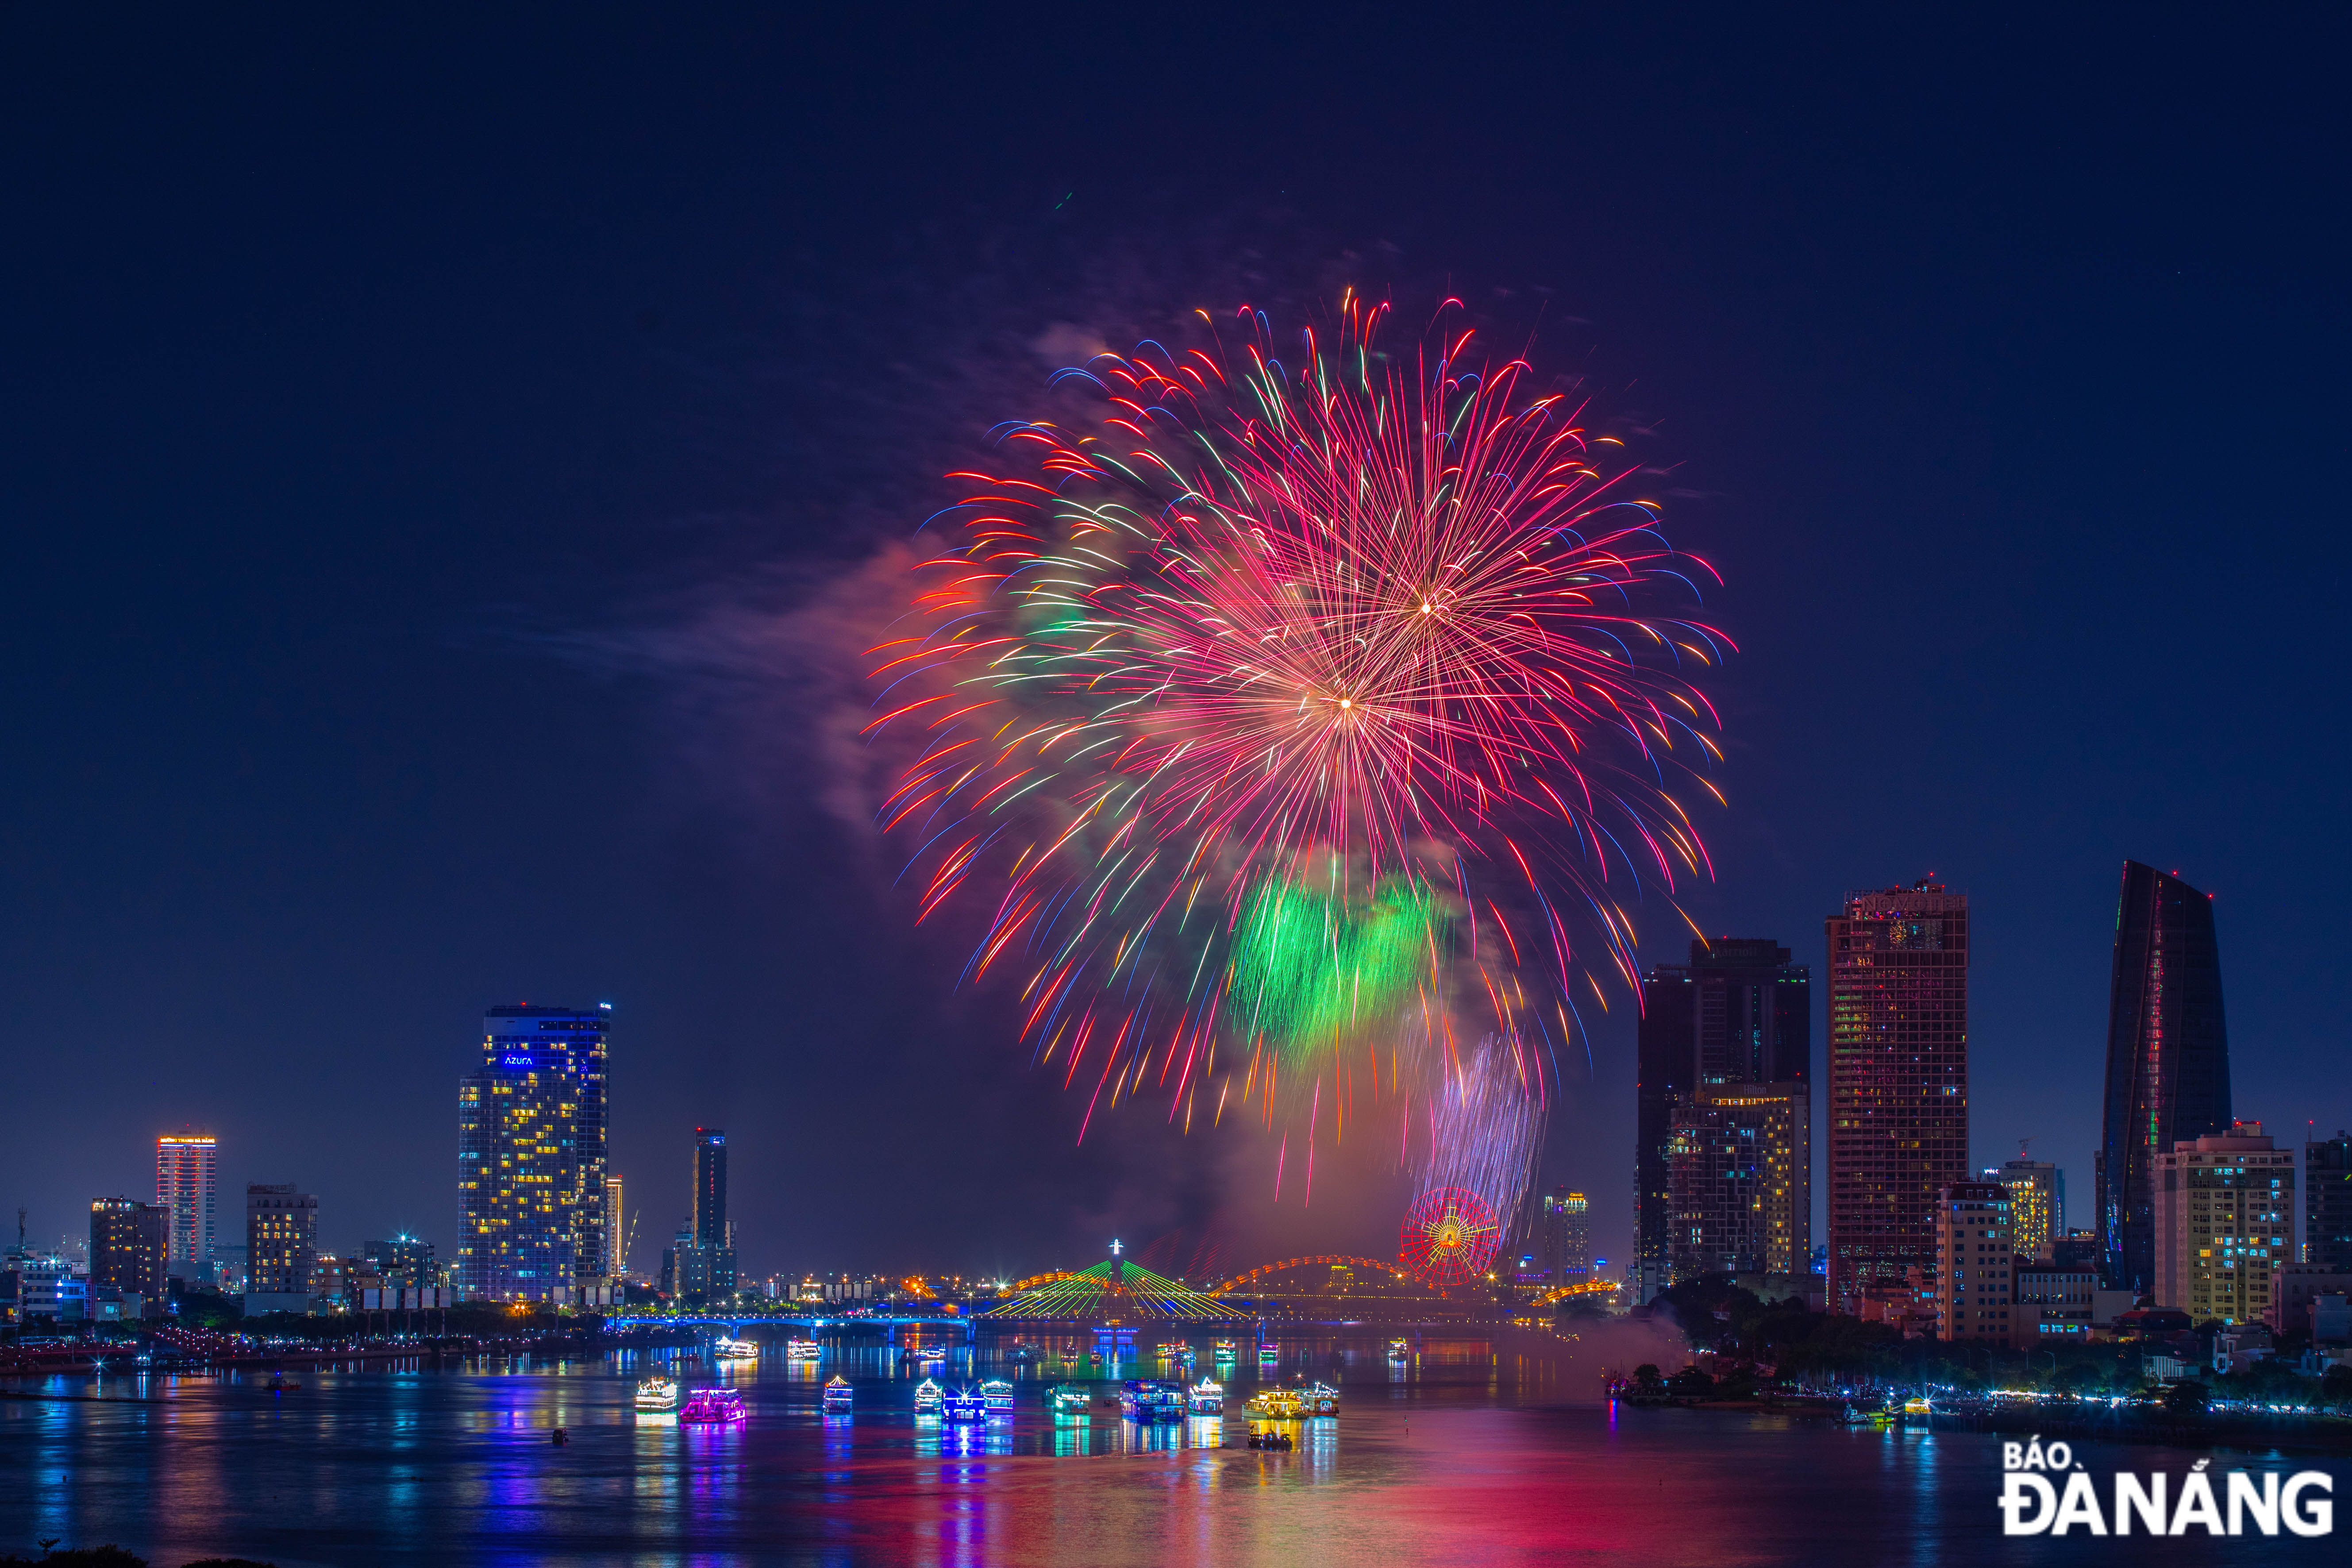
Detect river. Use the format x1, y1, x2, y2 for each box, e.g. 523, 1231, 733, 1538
2, 1332, 2340, 1564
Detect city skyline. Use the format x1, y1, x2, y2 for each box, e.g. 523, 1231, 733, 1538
2, 13, 2344, 1284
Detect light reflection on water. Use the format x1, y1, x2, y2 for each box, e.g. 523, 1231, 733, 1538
0, 1332, 2340, 1566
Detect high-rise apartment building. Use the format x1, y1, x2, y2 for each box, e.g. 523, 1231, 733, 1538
89, 1198, 169, 1304
1666, 1083, 1810, 1282
154, 1133, 218, 1276
2098, 862, 2233, 1293
244, 1183, 318, 1294
1994, 1159, 2063, 1262
1636, 939, 1810, 1301
458, 1005, 612, 1304
2153, 1121, 2292, 1325
605, 1174, 627, 1276
2306, 1132, 2352, 1270
1540, 1190, 1590, 1285
1826, 883, 1970, 1312
693, 1129, 728, 1248
1933, 1179, 2014, 1342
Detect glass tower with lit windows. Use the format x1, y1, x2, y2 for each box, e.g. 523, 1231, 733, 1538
2098, 861, 2232, 1294
1825, 884, 1970, 1311
457, 1006, 609, 1303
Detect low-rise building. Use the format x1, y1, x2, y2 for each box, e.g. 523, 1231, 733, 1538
2011, 1261, 2100, 1346
2265, 1264, 2352, 1336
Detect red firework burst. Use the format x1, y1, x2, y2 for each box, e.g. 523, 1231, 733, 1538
1398, 1186, 1501, 1287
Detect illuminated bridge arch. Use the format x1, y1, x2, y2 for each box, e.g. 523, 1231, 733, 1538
1529, 1279, 1623, 1306
1210, 1255, 1408, 1296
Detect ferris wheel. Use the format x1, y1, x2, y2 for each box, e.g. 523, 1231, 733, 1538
1398, 1187, 1501, 1287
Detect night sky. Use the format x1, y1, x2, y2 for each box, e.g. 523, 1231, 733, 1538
4, 12, 2346, 1285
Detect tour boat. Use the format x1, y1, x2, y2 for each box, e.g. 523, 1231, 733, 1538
1003, 1344, 1039, 1364
913, 1378, 943, 1415
1387, 1338, 1410, 1359
678, 1387, 746, 1425
1256, 1344, 1280, 1370
1044, 1383, 1091, 1415
1211, 1339, 1237, 1360
942, 1388, 988, 1424
1118, 1379, 1186, 1422
1304, 1380, 1340, 1416
980, 1378, 1016, 1413
822, 1376, 854, 1412
1245, 1387, 1303, 1419
1186, 1378, 1224, 1415
633, 1375, 680, 1412
784, 1339, 824, 1362
1246, 1429, 1294, 1449
712, 1335, 758, 1361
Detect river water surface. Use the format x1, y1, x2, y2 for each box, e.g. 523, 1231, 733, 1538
2, 1335, 2340, 1565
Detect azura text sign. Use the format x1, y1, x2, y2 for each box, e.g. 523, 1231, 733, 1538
1999, 1438, 2331, 1537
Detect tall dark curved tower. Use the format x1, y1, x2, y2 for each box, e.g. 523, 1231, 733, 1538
2098, 862, 2232, 1293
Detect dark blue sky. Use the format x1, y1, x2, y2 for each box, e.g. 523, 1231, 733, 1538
3, 10, 2345, 1282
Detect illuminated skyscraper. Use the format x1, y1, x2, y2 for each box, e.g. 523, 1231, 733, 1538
1826, 883, 1970, 1311
604, 1174, 627, 1275
2098, 862, 2232, 1293
1540, 1190, 1590, 1285
1636, 939, 1810, 1302
693, 1128, 727, 1248
154, 1132, 218, 1275
457, 1005, 611, 1304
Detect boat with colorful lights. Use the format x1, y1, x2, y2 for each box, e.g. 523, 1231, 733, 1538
943, 1388, 988, 1424
913, 1378, 943, 1414
1256, 1344, 1280, 1370
633, 1375, 679, 1412
678, 1387, 746, 1424
1185, 1378, 1224, 1415
1387, 1338, 1409, 1359
712, 1335, 758, 1361
1118, 1379, 1186, 1422
1245, 1387, 1303, 1419
980, 1378, 1016, 1413
1304, 1380, 1340, 1416
1211, 1339, 1237, 1360
784, 1339, 823, 1361
1044, 1383, 1091, 1415
822, 1376, 854, 1412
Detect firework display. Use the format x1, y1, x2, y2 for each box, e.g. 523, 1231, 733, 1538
871, 293, 1725, 1232
1398, 1186, 1502, 1287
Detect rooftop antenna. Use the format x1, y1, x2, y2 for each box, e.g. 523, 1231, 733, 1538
15, 1206, 23, 1253
2017, 1136, 2033, 1158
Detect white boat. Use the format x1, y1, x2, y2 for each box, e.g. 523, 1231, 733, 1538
784, 1339, 824, 1361
823, 1375, 854, 1412
1305, 1380, 1340, 1416
712, 1335, 759, 1361
1387, 1338, 1410, 1359
980, 1378, 1016, 1413
634, 1375, 679, 1412
1186, 1378, 1224, 1415
914, 1378, 944, 1414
